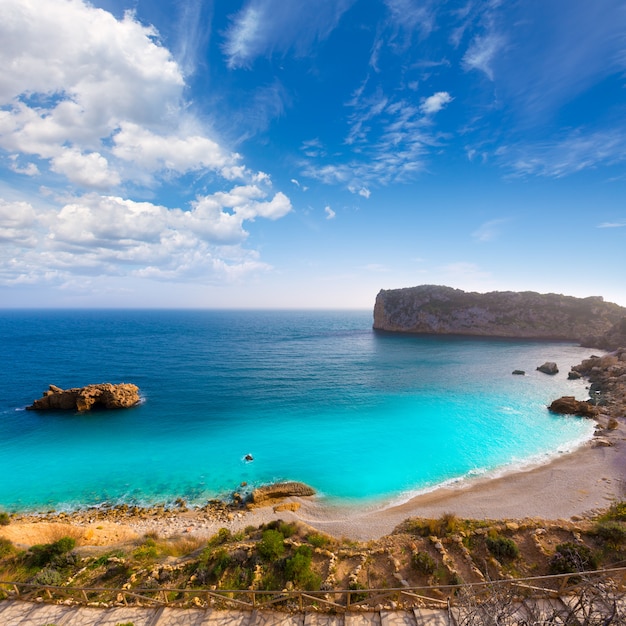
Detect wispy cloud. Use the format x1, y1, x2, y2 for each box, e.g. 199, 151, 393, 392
222, 0, 356, 69
324, 205, 336, 219
597, 221, 626, 229
462, 32, 504, 81
500, 129, 626, 178
472, 218, 509, 242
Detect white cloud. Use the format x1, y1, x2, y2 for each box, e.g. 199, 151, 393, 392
0, 0, 264, 191
324, 206, 336, 220
597, 221, 626, 229
462, 32, 504, 80
502, 129, 626, 178
472, 218, 508, 242
0, 186, 292, 286
420, 92, 453, 115
222, 0, 356, 68
0, 0, 294, 292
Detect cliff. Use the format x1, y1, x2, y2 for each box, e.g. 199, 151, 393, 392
373, 285, 626, 345
27, 383, 140, 412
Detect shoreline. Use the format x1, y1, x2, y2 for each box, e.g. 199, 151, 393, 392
3, 413, 623, 546
3, 350, 626, 547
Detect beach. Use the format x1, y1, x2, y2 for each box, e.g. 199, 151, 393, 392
2, 413, 624, 549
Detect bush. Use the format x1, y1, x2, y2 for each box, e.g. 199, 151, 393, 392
0, 537, 14, 558
195, 547, 232, 585
600, 501, 626, 522
285, 545, 320, 590
595, 521, 626, 547
307, 532, 330, 549
412, 551, 436, 575
278, 522, 297, 538
0, 512, 10, 526
549, 542, 598, 574
32, 566, 63, 586
258, 529, 285, 560
208, 528, 232, 546
486, 536, 520, 561
29, 537, 76, 567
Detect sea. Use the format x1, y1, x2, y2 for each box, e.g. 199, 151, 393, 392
0, 309, 599, 513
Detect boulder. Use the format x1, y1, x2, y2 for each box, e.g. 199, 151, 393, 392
548, 396, 598, 418
249, 481, 315, 506
537, 362, 559, 375
512, 370, 525, 375
27, 383, 140, 412
567, 370, 582, 380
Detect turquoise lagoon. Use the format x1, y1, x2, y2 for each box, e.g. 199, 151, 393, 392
0, 310, 597, 511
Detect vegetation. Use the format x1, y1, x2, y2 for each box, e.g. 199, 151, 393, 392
549, 542, 599, 575
0, 512, 10, 526
412, 550, 436, 575
485, 535, 520, 562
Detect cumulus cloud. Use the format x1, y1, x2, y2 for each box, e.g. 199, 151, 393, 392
0, 187, 292, 286
0, 0, 260, 190
0, 0, 293, 289
420, 92, 453, 115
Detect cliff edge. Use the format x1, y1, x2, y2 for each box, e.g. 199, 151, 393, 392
373, 285, 626, 346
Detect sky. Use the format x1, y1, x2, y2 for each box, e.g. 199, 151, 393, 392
0, 0, 625, 309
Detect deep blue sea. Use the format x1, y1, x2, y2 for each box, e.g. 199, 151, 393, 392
0, 310, 597, 513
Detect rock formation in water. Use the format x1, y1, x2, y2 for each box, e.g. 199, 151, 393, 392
537, 362, 559, 375
373, 285, 626, 344
548, 396, 598, 418
27, 383, 140, 412
248, 482, 316, 507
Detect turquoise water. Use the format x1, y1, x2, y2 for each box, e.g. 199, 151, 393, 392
0, 310, 596, 512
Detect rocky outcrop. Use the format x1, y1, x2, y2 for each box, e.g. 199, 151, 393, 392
373, 285, 626, 343
537, 362, 559, 375
27, 383, 140, 412
569, 349, 626, 416
548, 396, 598, 418
248, 482, 316, 507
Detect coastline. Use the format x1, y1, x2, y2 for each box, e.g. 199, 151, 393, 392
2, 413, 623, 547
2, 350, 625, 548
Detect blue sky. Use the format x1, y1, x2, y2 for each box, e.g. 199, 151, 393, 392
1, 0, 625, 308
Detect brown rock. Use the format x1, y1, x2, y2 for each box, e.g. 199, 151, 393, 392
249, 481, 315, 506
548, 396, 598, 418
537, 362, 559, 375
27, 383, 140, 412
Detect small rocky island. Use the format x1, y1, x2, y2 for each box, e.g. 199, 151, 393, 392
27, 383, 140, 412
373, 285, 626, 344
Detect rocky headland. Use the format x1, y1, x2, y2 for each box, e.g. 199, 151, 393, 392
373, 285, 626, 344
27, 383, 140, 412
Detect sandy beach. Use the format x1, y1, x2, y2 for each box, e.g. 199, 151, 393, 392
2, 416, 624, 549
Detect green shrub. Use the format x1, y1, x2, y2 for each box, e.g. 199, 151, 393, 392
307, 533, 330, 549
486, 536, 520, 561
195, 547, 231, 585
29, 537, 76, 567
595, 521, 626, 547
600, 501, 626, 522
0, 512, 10, 526
285, 545, 320, 590
278, 522, 297, 538
412, 551, 436, 575
0, 537, 14, 558
132, 538, 158, 561
549, 542, 598, 574
32, 567, 63, 586
258, 529, 285, 560
208, 528, 232, 547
